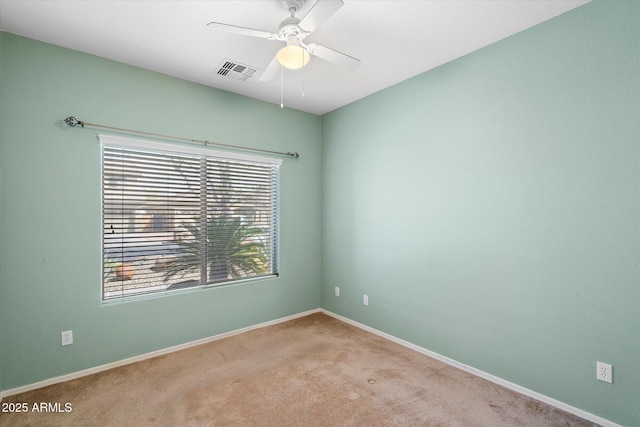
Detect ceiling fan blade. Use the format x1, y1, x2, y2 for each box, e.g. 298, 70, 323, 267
259, 54, 281, 81
297, 0, 344, 34
307, 43, 360, 69
207, 22, 276, 39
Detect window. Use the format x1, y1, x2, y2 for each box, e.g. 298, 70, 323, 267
101, 134, 280, 301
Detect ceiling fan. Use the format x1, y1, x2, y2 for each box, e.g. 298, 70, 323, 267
207, 0, 360, 81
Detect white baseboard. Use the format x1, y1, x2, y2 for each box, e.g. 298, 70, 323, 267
0, 308, 321, 400
0, 307, 619, 427
319, 309, 618, 427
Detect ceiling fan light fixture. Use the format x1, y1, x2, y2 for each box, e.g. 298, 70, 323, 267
277, 44, 310, 70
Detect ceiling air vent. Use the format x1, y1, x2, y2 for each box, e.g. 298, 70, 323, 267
215, 59, 257, 82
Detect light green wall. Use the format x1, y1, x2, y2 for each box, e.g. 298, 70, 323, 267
0, 33, 321, 390
321, 1, 638, 425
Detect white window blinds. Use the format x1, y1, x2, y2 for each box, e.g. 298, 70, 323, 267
101, 135, 280, 301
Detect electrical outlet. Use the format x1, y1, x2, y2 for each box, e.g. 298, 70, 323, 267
61, 330, 73, 346
596, 361, 612, 383
335, 286, 340, 297
363, 294, 369, 306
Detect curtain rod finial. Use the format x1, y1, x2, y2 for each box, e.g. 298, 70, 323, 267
64, 116, 81, 127
288, 152, 300, 159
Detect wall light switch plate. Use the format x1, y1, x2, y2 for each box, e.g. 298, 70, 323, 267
335, 287, 340, 297
363, 294, 369, 306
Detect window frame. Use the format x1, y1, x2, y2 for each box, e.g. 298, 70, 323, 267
100, 134, 281, 302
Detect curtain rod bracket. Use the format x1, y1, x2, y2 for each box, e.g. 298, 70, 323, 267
62, 116, 299, 159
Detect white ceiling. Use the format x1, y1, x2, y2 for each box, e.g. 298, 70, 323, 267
0, 0, 589, 115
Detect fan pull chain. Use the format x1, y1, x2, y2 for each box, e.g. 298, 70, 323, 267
301, 48, 305, 98
280, 66, 284, 109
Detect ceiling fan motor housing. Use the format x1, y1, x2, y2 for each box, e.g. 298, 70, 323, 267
278, 16, 304, 39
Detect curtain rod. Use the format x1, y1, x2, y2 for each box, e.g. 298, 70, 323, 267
62, 116, 300, 159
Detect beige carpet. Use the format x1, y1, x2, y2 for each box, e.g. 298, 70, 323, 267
0, 313, 598, 426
